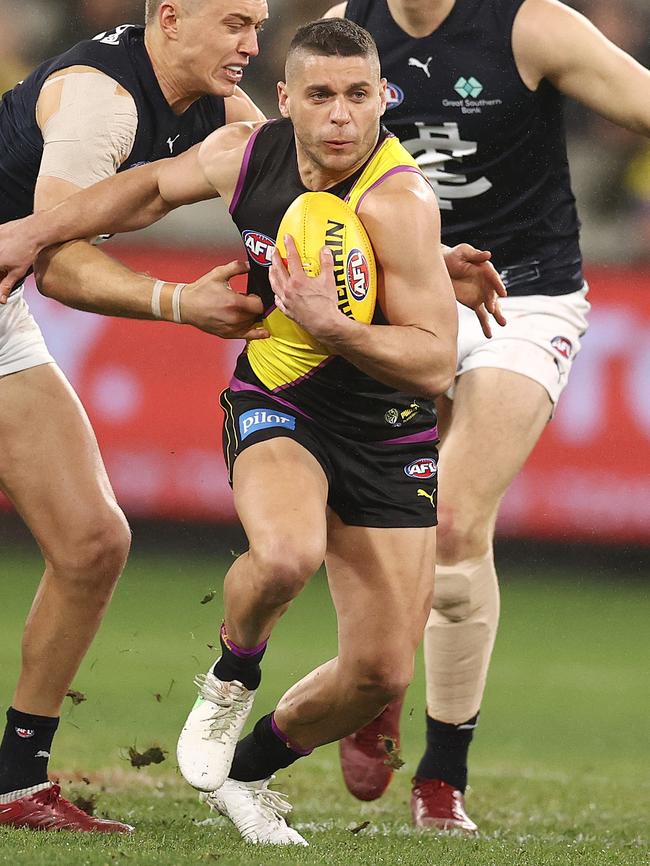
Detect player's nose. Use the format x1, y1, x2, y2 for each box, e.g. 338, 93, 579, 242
329, 98, 351, 125
239, 28, 260, 58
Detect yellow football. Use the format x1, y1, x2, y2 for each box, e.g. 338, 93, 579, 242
276, 191, 377, 325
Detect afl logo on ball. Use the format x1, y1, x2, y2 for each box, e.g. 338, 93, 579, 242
404, 458, 438, 480
386, 82, 405, 110
346, 249, 370, 301
242, 230, 275, 267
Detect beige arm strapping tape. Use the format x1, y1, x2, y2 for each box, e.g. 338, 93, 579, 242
39, 72, 138, 188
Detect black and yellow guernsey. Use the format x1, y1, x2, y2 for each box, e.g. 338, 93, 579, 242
229, 117, 439, 444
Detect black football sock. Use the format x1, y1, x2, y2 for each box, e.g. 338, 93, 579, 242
229, 713, 312, 782
212, 624, 267, 691
0, 708, 59, 796
415, 712, 479, 793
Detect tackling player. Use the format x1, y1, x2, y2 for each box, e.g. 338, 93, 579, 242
0, 0, 267, 833
0, 19, 506, 845
325, 0, 650, 832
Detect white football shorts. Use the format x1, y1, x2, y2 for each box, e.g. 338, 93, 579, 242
448, 283, 591, 406
0, 289, 54, 378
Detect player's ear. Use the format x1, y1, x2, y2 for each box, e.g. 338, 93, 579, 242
277, 81, 290, 119
379, 78, 387, 117
158, 2, 180, 40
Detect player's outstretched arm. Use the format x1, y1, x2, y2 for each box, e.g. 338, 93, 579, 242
270, 173, 458, 398
514, 0, 650, 134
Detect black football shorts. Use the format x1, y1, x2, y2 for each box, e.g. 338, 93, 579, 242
220, 387, 438, 528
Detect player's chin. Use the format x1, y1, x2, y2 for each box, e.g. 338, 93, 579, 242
209, 73, 239, 98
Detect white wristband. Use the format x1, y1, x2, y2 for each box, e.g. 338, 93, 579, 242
151, 279, 165, 320
172, 283, 186, 324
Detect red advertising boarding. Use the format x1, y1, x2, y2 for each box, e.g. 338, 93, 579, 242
2, 246, 650, 543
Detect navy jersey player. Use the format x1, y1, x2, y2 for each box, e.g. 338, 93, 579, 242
0, 0, 267, 833
325, 0, 650, 831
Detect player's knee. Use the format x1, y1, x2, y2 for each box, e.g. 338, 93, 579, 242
249, 538, 324, 605
353, 658, 413, 707
431, 553, 499, 624
432, 567, 473, 622
436, 502, 491, 564
49, 508, 131, 592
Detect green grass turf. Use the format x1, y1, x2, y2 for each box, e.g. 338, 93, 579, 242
0, 547, 648, 865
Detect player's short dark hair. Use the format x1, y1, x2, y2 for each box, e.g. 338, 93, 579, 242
144, 0, 156, 22
286, 19, 380, 75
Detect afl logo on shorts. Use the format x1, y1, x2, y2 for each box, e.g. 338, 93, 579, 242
404, 458, 438, 480
386, 82, 405, 110
551, 335, 573, 359
346, 249, 370, 301
242, 230, 275, 267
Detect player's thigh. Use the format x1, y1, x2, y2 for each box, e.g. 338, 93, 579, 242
439, 367, 552, 524
325, 512, 436, 663
0, 364, 124, 559
232, 437, 329, 561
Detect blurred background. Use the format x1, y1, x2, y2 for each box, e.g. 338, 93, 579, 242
1, 0, 650, 555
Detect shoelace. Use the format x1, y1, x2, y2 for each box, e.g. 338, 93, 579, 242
194, 674, 250, 740
251, 783, 293, 821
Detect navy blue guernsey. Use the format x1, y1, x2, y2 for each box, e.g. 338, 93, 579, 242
346, 0, 583, 296
0, 24, 226, 224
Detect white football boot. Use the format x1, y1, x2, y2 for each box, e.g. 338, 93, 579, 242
201, 777, 308, 846
177, 670, 256, 791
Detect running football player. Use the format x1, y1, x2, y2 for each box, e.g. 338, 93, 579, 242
325, 0, 650, 832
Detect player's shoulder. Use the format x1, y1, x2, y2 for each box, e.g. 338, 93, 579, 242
41, 65, 130, 94
322, 2, 347, 19
198, 121, 263, 173
362, 169, 435, 212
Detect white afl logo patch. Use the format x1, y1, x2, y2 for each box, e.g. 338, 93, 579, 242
551, 335, 573, 359
404, 458, 438, 480
386, 82, 405, 110
346, 249, 370, 301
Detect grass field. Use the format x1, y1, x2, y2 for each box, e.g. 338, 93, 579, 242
0, 544, 648, 865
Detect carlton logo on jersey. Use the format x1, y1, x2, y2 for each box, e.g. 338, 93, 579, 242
239, 408, 296, 441
243, 230, 275, 267
386, 82, 405, 110
404, 458, 438, 480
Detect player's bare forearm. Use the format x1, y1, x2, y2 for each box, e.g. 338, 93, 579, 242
35, 241, 267, 339
35, 242, 161, 318
318, 316, 457, 398
270, 242, 457, 397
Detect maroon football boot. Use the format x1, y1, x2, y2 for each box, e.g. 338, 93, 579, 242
411, 777, 478, 832
339, 698, 404, 801
0, 784, 134, 833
